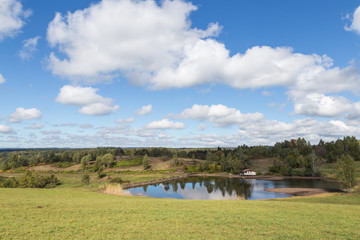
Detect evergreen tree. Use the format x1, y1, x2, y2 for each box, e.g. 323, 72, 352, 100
336, 154, 357, 192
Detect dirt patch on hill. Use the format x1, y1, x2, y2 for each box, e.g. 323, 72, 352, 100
148, 157, 172, 170
29, 164, 81, 172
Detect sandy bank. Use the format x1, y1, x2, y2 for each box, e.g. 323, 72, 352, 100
265, 187, 342, 196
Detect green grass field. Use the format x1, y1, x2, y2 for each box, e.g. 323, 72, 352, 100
0, 183, 359, 239
1, 162, 360, 240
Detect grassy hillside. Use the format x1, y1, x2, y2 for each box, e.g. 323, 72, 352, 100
0, 187, 359, 240
319, 161, 360, 181
1, 158, 360, 239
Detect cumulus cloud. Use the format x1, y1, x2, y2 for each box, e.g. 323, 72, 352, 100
0, 73, 5, 84
44, 0, 360, 120
116, 118, 135, 124
55, 85, 119, 115
345, 6, 360, 34
0, 124, 14, 133
42, 129, 61, 135
30, 123, 43, 129
0, 0, 31, 41
145, 118, 185, 129
45, 0, 360, 91
8, 107, 41, 123
292, 92, 354, 117
19, 36, 40, 60
46, 0, 220, 83
176, 104, 264, 127
134, 104, 152, 116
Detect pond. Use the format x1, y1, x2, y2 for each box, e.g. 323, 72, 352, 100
126, 177, 339, 200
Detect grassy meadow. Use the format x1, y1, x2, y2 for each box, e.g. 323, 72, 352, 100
1, 159, 360, 239
0, 187, 359, 240
0, 169, 360, 240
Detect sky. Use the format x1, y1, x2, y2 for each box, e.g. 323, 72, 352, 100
1, 0, 360, 148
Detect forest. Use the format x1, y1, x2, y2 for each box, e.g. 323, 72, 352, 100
0, 136, 359, 177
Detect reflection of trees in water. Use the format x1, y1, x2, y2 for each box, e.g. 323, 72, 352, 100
203, 179, 214, 194
192, 181, 196, 190
163, 183, 170, 191
200, 177, 253, 199
158, 177, 254, 199
171, 182, 178, 193
142, 185, 148, 192
179, 180, 186, 190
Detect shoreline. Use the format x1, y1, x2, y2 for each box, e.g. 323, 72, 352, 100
264, 187, 343, 196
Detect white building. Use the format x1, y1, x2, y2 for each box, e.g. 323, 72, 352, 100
240, 169, 256, 176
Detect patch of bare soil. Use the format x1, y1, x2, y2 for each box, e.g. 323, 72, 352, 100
265, 187, 340, 196
104, 165, 143, 172
148, 157, 171, 170
29, 164, 81, 172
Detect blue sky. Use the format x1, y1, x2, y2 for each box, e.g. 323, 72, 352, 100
1, 0, 360, 148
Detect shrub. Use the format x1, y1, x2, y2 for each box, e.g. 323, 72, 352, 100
53, 162, 76, 168
143, 154, 150, 170
81, 174, 90, 185
16, 171, 61, 188
109, 177, 129, 184
97, 171, 107, 179
115, 158, 143, 167
0, 176, 18, 188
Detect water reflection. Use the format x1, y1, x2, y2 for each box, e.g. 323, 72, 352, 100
127, 177, 339, 200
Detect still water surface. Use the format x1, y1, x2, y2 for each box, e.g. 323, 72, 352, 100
127, 177, 339, 200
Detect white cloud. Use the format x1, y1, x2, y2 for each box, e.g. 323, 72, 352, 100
345, 6, 360, 34
292, 92, 354, 117
46, 0, 220, 83
0, 73, 5, 84
0, 0, 31, 41
8, 107, 41, 123
134, 104, 152, 116
30, 123, 43, 129
116, 118, 135, 124
55, 85, 119, 115
0, 124, 13, 133
79, 103, 119, 115
60, 122, 77, 127
44, 0, 360, 121
42, 129, 61, 134
145, 118, 185, 129
19, 36, 40, 60
176, 104, 264, 127
45, 0, 360, 93
178, 118, 360, 147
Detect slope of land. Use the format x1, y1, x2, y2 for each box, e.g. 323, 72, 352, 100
0, 187, 359, 239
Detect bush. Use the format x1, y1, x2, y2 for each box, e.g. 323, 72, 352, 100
97, 171, 107, 179
116, 157, 143, 167
13, 171, 61, 188
82, 174, 90, 185
109, 177, 129, 184
143, 154, 150, 170
53, 162, 76, 168
0, 176, 18, 188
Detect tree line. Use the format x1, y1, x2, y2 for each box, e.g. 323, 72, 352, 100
0, 137, 359, 176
